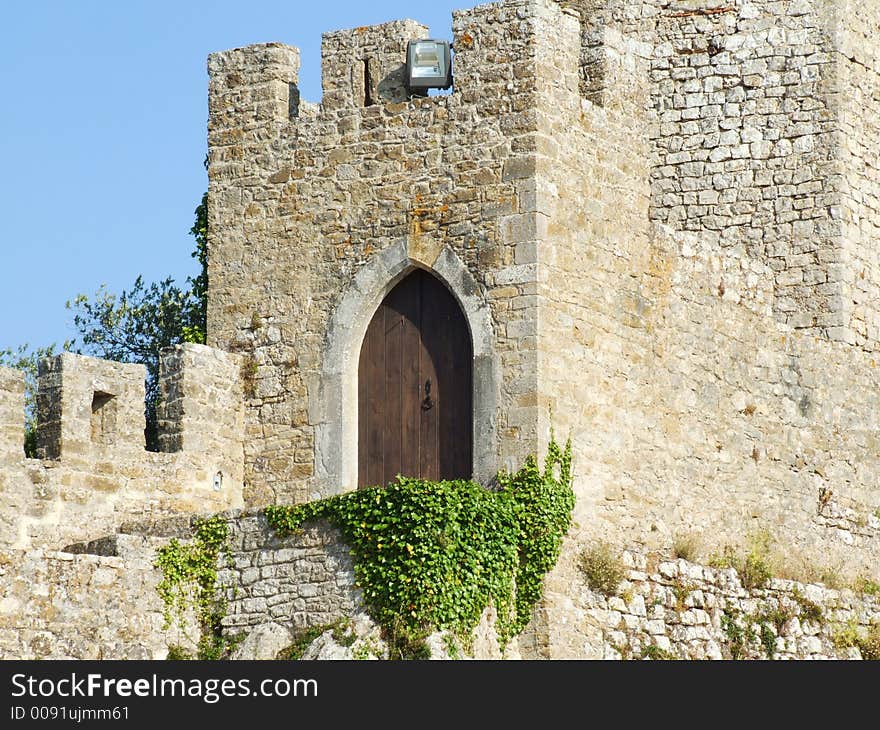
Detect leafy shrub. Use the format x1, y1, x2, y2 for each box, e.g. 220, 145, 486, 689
641, 644, 677, 661
165, 645, 192, 660
579, 541, 625, 597
854, 577, 880, 597
672, 533, 700, 562
708, 531, 773, 591
740, 551, 772, 591
155, 516, 234, 659
833, 620, 880, 660
859, 625, 880, 661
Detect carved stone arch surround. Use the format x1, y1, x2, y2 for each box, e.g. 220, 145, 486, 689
311, 238, 499, 497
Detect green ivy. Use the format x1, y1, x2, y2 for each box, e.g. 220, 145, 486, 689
265, 437, 574, 652
155, 515, 232, 658
502, 437, 575, 630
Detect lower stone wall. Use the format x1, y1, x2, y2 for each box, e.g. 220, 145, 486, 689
0, 535, 179, 660
217, 512, 880, 660
216, 510, 515, 659
2, 510, 876, 660
542, 543, 880, 660
219, 512, 360, 635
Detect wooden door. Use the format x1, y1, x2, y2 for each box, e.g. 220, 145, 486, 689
358, 270, 473, 487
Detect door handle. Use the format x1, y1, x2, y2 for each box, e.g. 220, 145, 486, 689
422, 379, 434, 411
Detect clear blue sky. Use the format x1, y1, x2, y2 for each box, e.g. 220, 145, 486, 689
0, 0, 480, 353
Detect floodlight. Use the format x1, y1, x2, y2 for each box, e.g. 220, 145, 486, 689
405, 39, 453, 92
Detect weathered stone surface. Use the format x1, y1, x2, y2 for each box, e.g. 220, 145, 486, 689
543, 548, 880, 660
0, 535, 189, 660
229, 622, 295, 660
2, 510, 877, 661
2, 0, 880, 661
220, 515, 362, 634
300, 614, 386, 660
424, 606, 521, 660
0, 344, 245, 551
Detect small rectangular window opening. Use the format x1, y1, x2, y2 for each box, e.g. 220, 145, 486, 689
91, 391, 117, 445
288, 82, 301, 119
364, 58, 374, 107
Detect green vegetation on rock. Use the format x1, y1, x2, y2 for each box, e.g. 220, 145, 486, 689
264, 436, 575, 656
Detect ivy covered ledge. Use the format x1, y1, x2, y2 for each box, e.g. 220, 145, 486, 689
151, 438, 575, 660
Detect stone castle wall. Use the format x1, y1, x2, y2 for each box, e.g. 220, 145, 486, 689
205, 0, 880, 637
0, 535, 180, 660
837, 0, 880, 348
569, 0, 880, 349
3, 512, 875, 660
529, 0, 880, 653
1, 0, 879, 660
646, 0, 845, 337
0, 344, 245, 550
539, 181, 880, 631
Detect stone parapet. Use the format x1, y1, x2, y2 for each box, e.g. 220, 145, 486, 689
0, 345, 245, 551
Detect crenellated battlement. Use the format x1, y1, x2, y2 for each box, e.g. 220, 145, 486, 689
0, 344, 246, 551
156, 345, 246, 456
207, 41, 302, 148
206, 1, 590, 137
35, 353, 146, 462
321, 20, 430, 109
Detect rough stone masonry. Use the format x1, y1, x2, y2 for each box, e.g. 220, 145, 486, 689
0, 0, 878, 659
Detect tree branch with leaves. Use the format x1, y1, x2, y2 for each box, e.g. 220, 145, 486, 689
2, 184, 209, 455
67, 191, 208, 450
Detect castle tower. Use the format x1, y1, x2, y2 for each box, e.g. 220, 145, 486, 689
207, 0, 880, 656
574, 0, 880, 348
208, 1, 596, 506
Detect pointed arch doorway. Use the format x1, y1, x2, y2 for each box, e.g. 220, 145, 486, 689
358, 269, 473, 488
